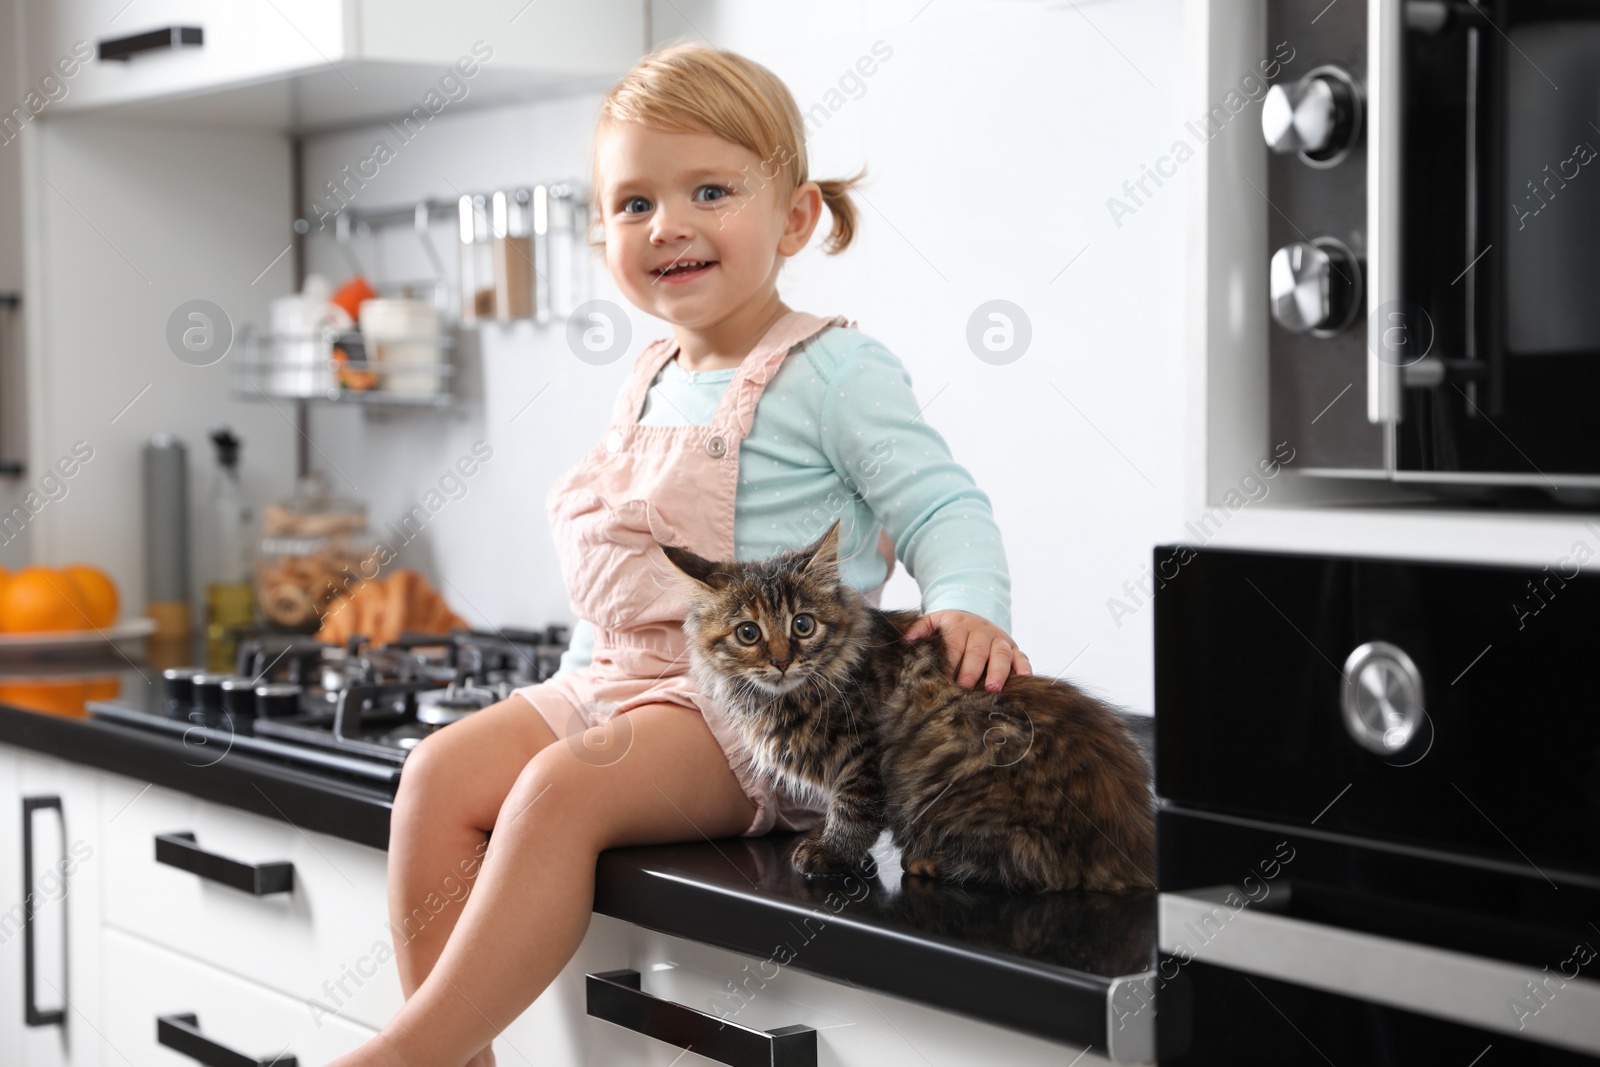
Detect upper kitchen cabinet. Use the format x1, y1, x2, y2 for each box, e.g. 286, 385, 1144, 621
23, 0, 647, 132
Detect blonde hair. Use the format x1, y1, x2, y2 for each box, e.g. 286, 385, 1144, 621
589, 42, 865, 255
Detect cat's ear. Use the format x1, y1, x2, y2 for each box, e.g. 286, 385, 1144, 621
796, 519, 843, 586
659, 541, 728, 590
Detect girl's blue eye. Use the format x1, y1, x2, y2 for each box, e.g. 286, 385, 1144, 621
695, 185, 731, 204
621, 196, 651, 214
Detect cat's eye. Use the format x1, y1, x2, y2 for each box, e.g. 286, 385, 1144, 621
792, 614, 816, 637
734, 621, 761, 645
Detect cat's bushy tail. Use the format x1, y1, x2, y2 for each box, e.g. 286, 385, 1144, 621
1008, 676, 1157, 893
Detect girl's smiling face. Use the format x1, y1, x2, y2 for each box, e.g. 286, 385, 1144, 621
597, 122, 816, 330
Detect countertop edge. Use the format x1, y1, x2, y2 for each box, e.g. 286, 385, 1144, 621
593, 852, 1115, 1050
0, 705, 393, 848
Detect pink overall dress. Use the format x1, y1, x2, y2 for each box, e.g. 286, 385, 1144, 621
511, 310, 895, 837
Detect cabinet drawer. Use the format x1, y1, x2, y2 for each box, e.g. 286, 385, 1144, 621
512, 915, 1111, 1067
28, 0, 344, 114
102, 927, 377, 1067
99, 775, 403, 1032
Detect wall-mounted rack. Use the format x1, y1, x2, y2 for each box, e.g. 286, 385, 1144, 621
235, 326, 456, 409
293, 182, 591, 327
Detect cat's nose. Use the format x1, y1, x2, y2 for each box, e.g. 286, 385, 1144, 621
769, 656, 792, 673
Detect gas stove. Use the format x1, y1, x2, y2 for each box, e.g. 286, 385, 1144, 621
89, 626, 569, 787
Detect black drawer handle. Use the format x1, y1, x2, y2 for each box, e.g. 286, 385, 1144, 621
157, 1013, 298, 1067
22, 796, 65, 1027
98, 26, 202, 62
155, 832, 294, 896
586, 969, 816, 1067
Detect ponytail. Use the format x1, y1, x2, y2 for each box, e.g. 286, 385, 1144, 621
815, 165, 867, 255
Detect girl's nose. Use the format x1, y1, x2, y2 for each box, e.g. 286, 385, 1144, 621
648, 202, 694, 245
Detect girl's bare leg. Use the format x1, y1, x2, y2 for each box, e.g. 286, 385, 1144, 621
330, 701, 758, 1067
384, 695, 560, 1066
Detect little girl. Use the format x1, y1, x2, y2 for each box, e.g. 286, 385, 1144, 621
331, 43, 1031, 1067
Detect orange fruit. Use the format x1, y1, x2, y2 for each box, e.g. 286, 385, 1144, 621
62, 564, 118, 628
0, 567, 92, 632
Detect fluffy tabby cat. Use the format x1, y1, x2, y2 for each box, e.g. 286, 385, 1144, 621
659, 520, 1155, 893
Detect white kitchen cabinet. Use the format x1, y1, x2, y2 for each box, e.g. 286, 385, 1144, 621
0, 751, 1120, 1067
97, 773, 404, 1033
22, 0, 646, 132
502, 914, 1114, 1067
0, 745, 107, 1067
102, 926, 378, 1067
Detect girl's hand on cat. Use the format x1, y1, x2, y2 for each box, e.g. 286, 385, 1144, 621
902, 610, 1032, 691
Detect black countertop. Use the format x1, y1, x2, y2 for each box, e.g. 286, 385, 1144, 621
0, 666, 1159, 1061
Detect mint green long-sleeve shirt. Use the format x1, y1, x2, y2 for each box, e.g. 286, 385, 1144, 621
553, 326, 1011, 677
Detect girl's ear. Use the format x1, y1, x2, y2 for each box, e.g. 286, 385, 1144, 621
796, 519, 842, 585
778, 179, 824, 258
660, 542, 726, 589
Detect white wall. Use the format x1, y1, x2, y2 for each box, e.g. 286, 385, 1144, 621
297, 0, 1189, 713
0, 0, 35, 569
20, 112, 301, 620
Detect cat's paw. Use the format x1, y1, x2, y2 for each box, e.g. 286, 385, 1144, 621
902, 853, 942, 879
790, 835, 861, 878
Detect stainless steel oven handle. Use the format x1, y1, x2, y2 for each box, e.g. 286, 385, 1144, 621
1159, 888, 1600, 1054
1366, 0, 1403, 429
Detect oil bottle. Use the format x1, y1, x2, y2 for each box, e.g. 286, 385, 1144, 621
205, 428, 255, 671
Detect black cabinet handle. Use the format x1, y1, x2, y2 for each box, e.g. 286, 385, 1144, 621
22, 796, 65, 1027
98, 26, 202, 62
155, 832, 294, 896
0, 294, 22, 477
157, 1013, 298, 1067
586, 969, 816, 1067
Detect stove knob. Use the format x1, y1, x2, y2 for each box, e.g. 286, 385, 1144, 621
191, 672, 230, 712
255, 684, 302, 718
163, 666, 204, 707
1262, 66, 1360, 163
220, 676, 258, 718
1270, 239, 1362, 336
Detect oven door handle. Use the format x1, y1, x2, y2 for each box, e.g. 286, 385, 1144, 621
1159, 887, 1600, 1054
1366, 0, 1403, 429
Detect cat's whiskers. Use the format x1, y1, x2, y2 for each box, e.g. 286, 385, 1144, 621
812, 667, 863, 738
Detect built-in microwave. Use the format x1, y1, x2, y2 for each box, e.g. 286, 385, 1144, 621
1263, 0, 1600, 504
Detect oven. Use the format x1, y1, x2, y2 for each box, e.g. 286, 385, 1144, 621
1150, 544, 1600, 1063
1264, 1, 1600, 502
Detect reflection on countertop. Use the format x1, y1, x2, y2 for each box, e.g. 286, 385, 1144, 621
0, 653, 132, 717
611, 826, 1157, 981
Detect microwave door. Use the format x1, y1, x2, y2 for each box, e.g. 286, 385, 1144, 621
1398, 13, 1600, 488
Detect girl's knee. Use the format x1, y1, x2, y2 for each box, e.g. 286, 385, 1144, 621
490, 742, 626, 847
395, 731, 454, 810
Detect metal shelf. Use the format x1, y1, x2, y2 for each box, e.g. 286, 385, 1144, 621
234, 327, 457, 409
